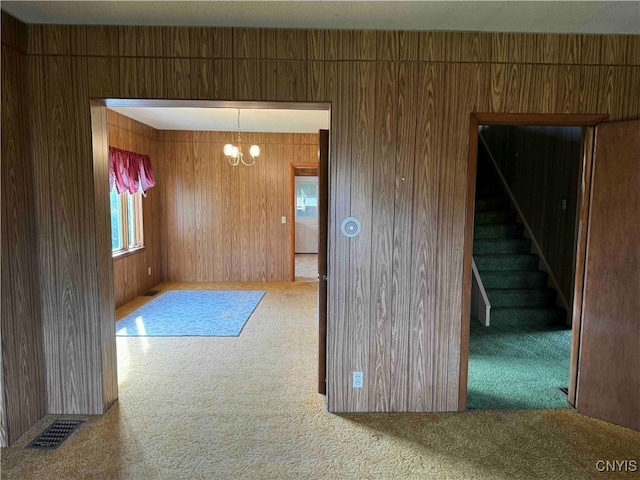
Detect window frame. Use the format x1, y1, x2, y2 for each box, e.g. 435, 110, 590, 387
111, 190, 144, 257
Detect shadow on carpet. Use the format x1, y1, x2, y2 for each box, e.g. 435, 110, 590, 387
116, 290, 265, 337
467, 320, 572, 410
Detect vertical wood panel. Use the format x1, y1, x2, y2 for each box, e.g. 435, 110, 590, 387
377, 31, 399, 61
581, 35, 601, 65
601, 36, 627, 65
559, 35, 581, 64
90, 103, 118, 410
42, 24, 71, 55
234, 60, 277, 101
119, 26, 163, 57
347, 62, 376, 412
1, 45, 46, 446
213, 59, 234, 100
325, 30, 351, 61
120, 58, 164, 99
28, 53, 58, 418
598, 67, 628, 121
38, 55, 105, 414
369, 62, 397, 411
1, 11, 18, 49
86, 26, 119, 56
434, 64, 469, 409
164, 58, 191, 99
190, 27, 232, 58
88, 57, 121, 99
326, 61, 353, 412
557, 65, 580, 113
26, 24, 43, 55
233, 28, 276, 59
408, 63, 444, 410
627, 35, 640, 65
491, 32, 510, 63
389, 63, 418, 411
191, 59, 214, 99
578, 66, 600, 114
277, 29, 308, 59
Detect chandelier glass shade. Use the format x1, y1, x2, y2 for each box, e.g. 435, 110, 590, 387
223, 109, 260, 166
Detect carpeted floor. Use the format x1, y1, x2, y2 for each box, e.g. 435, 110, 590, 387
2, 281, 639, 480
467, 321, 572, 410
295, 254, 317, 282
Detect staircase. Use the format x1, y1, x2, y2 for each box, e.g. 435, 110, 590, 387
473, 150, 566, 328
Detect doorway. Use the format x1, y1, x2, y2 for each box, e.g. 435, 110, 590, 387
90, 100, 331, 397
460, 113, 608, 412
468, 124, 584, 409
290, 163, 319, 282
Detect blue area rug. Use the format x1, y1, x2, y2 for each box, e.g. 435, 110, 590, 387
115, 290, 265, 337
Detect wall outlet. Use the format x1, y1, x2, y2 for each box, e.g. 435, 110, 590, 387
353, 371, 364, 388
281, 216, 287, 224
148, 267, 151, 276
561, 199, 567, 210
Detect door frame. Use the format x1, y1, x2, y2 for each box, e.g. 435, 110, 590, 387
289, 163, 320, 281
460, 113, 609, 412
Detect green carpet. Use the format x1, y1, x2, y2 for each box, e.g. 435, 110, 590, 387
469, 147, 571, 409
468, 320, 572, 410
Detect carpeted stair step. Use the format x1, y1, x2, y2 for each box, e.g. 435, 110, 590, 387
475, 253, 539, 271
474, 223, 524, 239
486, 287, 557, 307
480, 270, 548, 289
474, 210, 515, 225
475, 197, 510, 211
489, 306, 567, 328
474, 238, 532, 255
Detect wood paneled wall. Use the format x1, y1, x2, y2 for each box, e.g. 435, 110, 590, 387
481, 125, 583, 308
1, 12, 46, 446
25, 20, 118, 418
160, 131, 318, 282
1, 11, 638, 424
108, 110, 164, 307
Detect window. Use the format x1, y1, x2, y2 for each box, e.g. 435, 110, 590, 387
110, 189, 143, 254
295, 177, 318, 218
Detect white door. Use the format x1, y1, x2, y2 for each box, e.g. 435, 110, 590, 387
295, 176, 319, 253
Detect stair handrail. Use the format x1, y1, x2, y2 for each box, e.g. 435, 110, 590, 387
477, 130, 570, 314
471, 258, 491, 326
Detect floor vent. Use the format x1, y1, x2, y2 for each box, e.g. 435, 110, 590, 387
26, 420, 84, 450
143, 290, 161, 296
558, 387, 569, 397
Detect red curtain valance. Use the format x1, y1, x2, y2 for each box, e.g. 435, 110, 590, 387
109, 146, 156, 195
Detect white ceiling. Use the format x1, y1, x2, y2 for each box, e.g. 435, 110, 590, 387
2, 1, 639, 34
108, 106, 330, 133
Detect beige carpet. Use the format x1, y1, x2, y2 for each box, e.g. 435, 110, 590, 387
295, 254, 317, 282
2, 281, 639, 479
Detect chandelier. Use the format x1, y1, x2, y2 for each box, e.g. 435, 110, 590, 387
223, 109, 260, 166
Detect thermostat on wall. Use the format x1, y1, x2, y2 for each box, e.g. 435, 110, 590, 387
341, 217, 361, 238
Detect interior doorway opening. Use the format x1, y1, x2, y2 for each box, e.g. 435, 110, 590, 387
90, 99, 331, 396
290, 162, 319, 281
460, 113, 609, 413
468, 124, 584, 410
